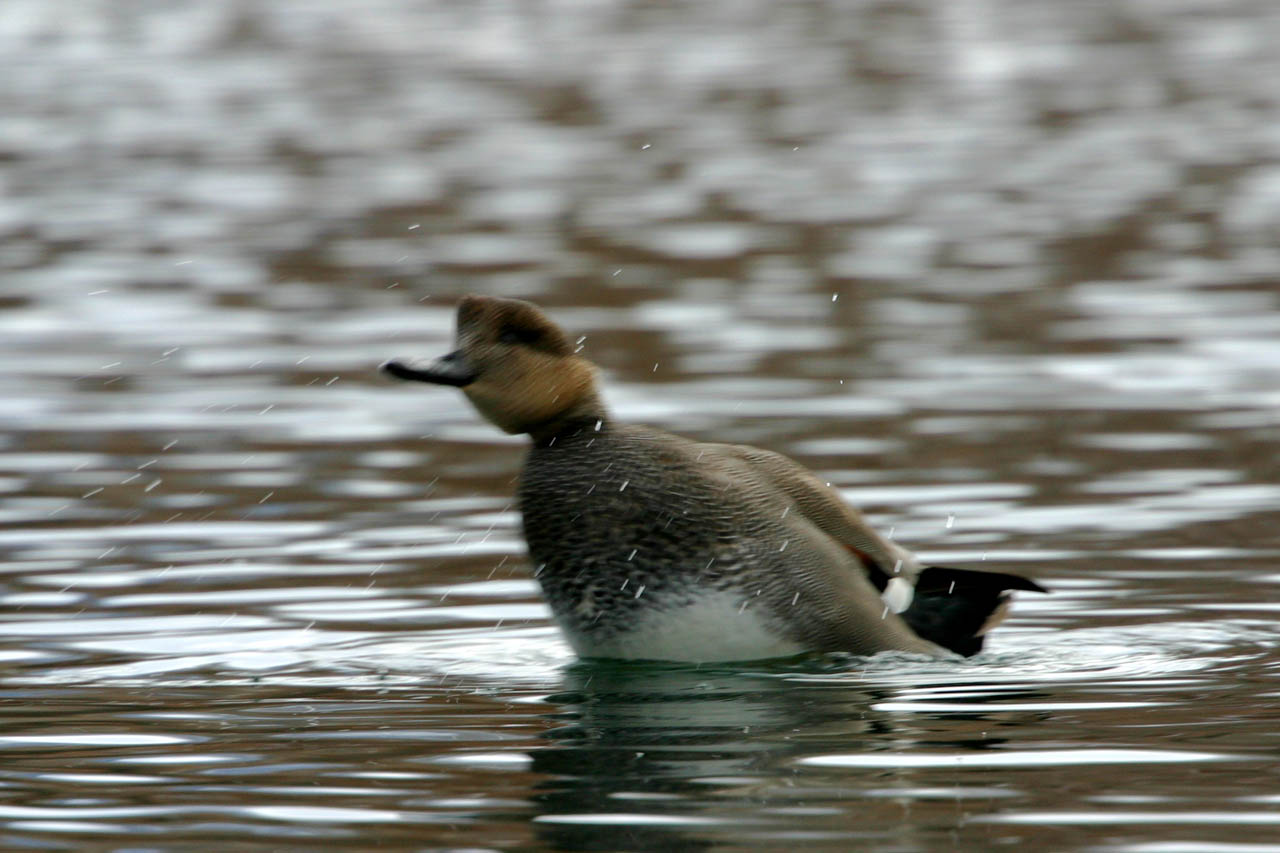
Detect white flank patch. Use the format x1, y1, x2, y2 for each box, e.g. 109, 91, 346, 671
882, 576, 915, 613
568, 591, 807, 662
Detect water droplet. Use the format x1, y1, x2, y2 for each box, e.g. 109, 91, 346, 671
627, 548, 637, 561
791, 592, 800, 605
619, 480, 629, 492
594, 419, 603, 431
831, 293, 838, 302
779, 540, 789, 552
634, 584, 645, 599
946, 513, 955, 529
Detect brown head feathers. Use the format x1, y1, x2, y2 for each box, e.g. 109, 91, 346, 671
384, 295, 604, 441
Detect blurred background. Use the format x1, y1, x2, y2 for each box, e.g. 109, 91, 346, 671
3, 1, 1280, 850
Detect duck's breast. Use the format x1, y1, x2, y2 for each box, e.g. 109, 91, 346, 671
559, 588, 808, 662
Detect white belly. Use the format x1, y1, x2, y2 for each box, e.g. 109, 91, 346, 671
559, 591, 808, 663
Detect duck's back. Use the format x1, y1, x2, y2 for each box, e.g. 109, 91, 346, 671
517, 421, 936, 661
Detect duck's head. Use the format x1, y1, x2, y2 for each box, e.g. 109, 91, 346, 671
383, 295, 603, 440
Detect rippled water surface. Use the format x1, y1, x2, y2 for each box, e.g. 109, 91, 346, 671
4, 1, 1280, 850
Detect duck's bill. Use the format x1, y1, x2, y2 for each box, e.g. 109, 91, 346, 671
381, 352, 477, 387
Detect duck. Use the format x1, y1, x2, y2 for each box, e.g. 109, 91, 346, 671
383, 295, 1046, 662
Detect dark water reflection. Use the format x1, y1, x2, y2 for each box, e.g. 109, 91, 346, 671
4, 0, 1280, 850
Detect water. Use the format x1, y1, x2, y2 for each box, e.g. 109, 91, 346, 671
3, 0, 1280, 849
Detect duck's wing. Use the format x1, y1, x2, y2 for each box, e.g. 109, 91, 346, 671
701, 441, 1048, 657
700, 442, 921, 588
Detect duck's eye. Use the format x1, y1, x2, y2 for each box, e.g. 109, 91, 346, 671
498, 326, 538, 345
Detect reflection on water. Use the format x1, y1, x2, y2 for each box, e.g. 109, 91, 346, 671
3, 0, 1280, 849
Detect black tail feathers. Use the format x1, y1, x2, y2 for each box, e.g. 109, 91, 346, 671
900, 566, 1048, 657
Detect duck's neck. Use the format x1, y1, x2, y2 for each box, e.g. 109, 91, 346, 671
528, 394, 609, 447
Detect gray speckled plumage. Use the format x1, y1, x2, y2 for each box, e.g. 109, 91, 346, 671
383, 295, 1046, 662
520, 419, 935, 657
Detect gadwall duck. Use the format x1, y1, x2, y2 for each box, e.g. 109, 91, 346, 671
384, 295, 1045, 662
